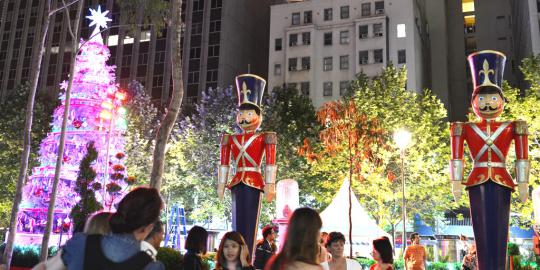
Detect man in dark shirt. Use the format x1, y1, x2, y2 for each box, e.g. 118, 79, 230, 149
253, 226, 276, 269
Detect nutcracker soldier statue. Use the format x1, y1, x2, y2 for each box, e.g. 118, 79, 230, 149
450, 50, 530, 269
218, 74, 277, 256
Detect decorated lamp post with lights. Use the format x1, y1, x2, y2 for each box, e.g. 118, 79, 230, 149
393, 129, 411, 249
273, 179, 299, 250
16, 6, 129, 246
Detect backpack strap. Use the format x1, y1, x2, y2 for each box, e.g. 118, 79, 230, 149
83, 234, 109, 270
83, 234, 153, 270
111, 251, 153, 270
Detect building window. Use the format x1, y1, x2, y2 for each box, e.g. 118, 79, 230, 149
304, 10, 312, 24
324, 32, 333, 46
323, 57, 333, 71
192, 22, 203, 35
340, 30, 349, 44
341, 6, 349, 19
340, 55, 349, 70
323, 82, 333, 96
301, 57, 311, 70
188, 71, 199, 84
207, 70, 218, 82
374, 49, 383, 63
275, 38, 282, 51
397, 24, 406, 38
209, 21, 221, 32
289, 58, 298, 71
208, 44, 220, 57
375, 1, 385, 14
361, 3, 371, 16
211, 0, 222, 8
302, 32, 311, 45
398, 49, 406, 64
340, 81, 349, 96
289, 33, 298, 46
359, 50, 369, 64
324, 8, 333, 21
301, 82, 310, 96
292, 12, 300, 25
274, 63, 282, 75
359, 25, 368, 39
373, 23, 383, 37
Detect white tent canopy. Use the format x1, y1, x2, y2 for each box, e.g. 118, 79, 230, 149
320, 179, 390, 257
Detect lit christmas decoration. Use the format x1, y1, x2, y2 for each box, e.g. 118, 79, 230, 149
16, 7, 129, 246
86, 6, 111, 32
86, 6, 111, 44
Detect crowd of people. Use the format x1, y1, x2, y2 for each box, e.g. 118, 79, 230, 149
4, 187, 471, 270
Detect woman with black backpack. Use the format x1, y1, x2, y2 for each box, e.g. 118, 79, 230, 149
61, 187, 165, 270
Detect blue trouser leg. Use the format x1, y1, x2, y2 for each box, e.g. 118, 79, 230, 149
468, 181, 511, 270
231, 183, 262, 257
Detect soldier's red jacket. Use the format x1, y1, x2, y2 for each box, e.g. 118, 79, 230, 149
220, 132, 277, 191
450, 120, 528, 189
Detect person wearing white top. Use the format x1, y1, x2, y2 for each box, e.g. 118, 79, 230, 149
142, 220, 165, 260
320, 232, 362, 270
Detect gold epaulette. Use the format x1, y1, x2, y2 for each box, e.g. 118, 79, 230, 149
265, 132, 277, 144
450, 122, 463, 136
514, 120, 528, 135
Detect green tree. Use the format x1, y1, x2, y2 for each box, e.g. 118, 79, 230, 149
0, 83, 56, 235
300, 96, 387, 257
70, 142, 103, 232
165, 87, 237, 223
500, 56, 540, 226
124, 81, 160, 183
261, 87, 321, 209
303, 66, 452, 240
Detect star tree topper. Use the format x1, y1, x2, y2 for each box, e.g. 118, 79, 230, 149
86, 6, 111, 44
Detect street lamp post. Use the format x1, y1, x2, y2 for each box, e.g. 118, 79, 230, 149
393, 129, 411, 251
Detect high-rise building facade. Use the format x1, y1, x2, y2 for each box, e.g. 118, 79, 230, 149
0, 0, 270, 106
425, 0, 540, 121
268, 0, 429, 108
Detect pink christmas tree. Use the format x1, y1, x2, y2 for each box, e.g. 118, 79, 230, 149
16, 6, 129, 245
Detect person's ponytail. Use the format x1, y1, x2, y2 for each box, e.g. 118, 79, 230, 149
108, 187, 162, 234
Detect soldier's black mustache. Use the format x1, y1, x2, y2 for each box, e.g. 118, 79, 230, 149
480, 105, 498, 111
239, 119, 251, 124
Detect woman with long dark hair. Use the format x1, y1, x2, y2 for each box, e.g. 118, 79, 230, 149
214, 231, 255, 270
369, 237, 393, 270
264, 207, 323, 270
60, 187, 164, 270
184, 226, 209, 270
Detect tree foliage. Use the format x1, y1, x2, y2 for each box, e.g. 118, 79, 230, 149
70, 142, 102, 232
302, 66, 451, 232
166, 87, 237, 223
0, 83, 56, 232
164, 86, 321, 226
500, 56, 540, 226
124, 81, 160, 184
261, 88, 321, 208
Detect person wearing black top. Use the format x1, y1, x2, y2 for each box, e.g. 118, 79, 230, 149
253, 226, 276, 269
184, 226, 208, 270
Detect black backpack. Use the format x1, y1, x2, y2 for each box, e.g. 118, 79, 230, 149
83, 234, 153, 270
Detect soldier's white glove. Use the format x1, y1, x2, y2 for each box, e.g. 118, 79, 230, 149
264, 183, 276, 203
217, 183, 225, 201
518, 182, 528, 203
452, 181, 462, 202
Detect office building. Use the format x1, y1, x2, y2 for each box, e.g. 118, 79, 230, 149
268, 0, 429, 108
0, 0, 271, 105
